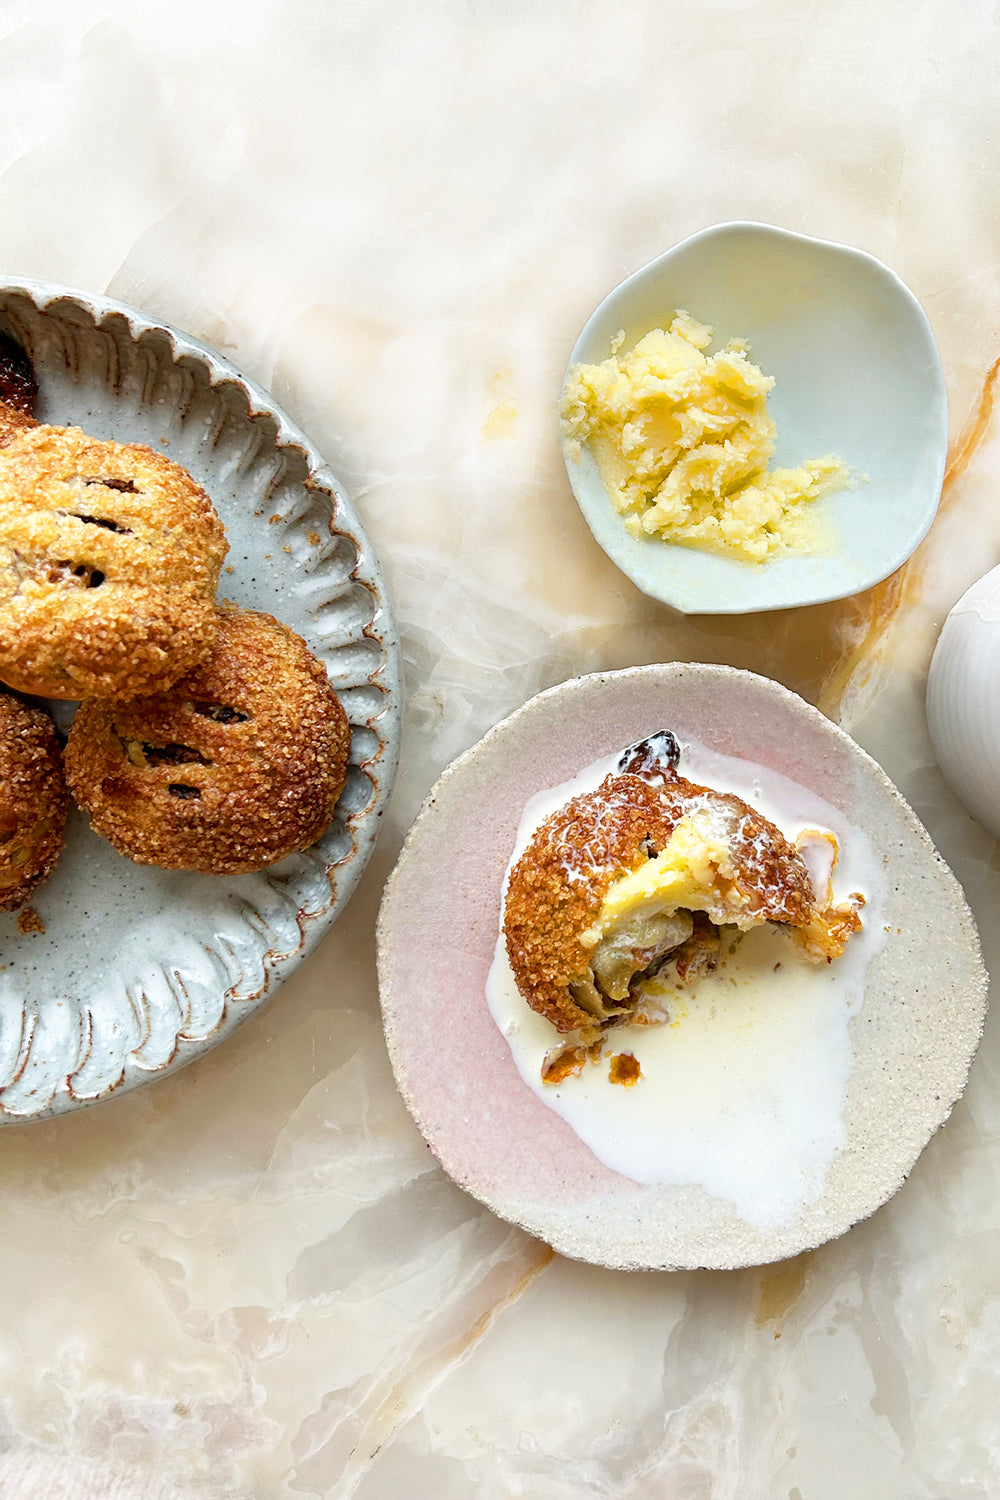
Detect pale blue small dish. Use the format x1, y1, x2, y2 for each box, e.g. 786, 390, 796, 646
561, 222, 948, 615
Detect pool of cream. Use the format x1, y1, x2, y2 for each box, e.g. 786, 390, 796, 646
486, 738, 887, 1231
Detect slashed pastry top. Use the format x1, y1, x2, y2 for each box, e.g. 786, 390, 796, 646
503, 733, 862, 1043
65, 604, 351, 875
0, 425, 228, 699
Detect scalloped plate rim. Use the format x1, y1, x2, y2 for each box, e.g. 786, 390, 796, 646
0, 277, 402, 1123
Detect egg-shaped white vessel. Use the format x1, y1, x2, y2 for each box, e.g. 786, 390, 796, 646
927, 565, 1000, 841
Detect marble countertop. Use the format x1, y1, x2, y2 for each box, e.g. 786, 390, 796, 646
2, 2, 1000, 1495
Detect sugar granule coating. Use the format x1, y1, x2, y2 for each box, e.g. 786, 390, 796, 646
65, 605, 351, 875
0, 404, 36, 450
503, 768, 856, 1041
0, 693, 69, 910
0, 425, 229, 699
0, 334, 40, 450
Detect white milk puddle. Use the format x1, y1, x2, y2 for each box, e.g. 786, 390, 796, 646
486, 737, 886, 1229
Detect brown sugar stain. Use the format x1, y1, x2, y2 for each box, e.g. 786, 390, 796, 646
754, 1250, 812, 1330
608, 1052, 641, 1087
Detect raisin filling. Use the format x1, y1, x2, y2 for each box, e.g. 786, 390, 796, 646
70, 512, 133, 534
117, 734, 211, 771
0, 334, 38, 415
167, 784, 201, 800
192, 702, 249, 725
83, 477, 138, 494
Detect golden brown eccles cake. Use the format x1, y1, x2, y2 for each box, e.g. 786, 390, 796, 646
0, 691, 69, 910
504, 732, 862, 1044
0, 424, 228, 699
65, 605, 351, 875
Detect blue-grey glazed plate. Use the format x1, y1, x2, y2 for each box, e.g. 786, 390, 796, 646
0, 278, 401, 1120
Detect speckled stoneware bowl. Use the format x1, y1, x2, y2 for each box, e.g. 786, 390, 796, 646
0, 278, 400, 1122
561, 222, 948, 614
377, 665, 987, 1271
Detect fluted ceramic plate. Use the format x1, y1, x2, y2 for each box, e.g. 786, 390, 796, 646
0, 279, 400, 1121
561, 222, 948, 613
378, 666, 987, 1270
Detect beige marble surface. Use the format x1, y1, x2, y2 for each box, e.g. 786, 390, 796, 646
2, 1, 1000, 1495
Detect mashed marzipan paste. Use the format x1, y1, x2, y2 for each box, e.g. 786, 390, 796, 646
560, 311, 851, 563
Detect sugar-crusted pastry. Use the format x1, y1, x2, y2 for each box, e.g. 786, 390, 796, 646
504, 733, 862, 1044
0, 333, 39, 450
0, 692, 69, 910
65, 605, 351, 874
0, 425, 228, 699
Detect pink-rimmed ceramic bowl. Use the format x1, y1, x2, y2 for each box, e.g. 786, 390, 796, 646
377, 664, 986, 1271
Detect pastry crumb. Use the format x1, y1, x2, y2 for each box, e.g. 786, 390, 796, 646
608, 1052, 641, 1087
17, 906, 45, 934
541, 1039, 603, 1085
542, 1044, 587, 1084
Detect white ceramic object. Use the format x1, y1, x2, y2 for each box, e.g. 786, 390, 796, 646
377, 665, 987, 1271
927, 565, 1000, 840
0, 279, 401, 1121
561, 222, 948, 615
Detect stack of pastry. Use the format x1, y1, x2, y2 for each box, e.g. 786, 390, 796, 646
0, 334, 350, 907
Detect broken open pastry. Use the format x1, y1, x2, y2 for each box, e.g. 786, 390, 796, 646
503, 732, 863, 1047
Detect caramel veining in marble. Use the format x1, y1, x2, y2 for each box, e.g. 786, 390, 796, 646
3, 3, 1000, 1497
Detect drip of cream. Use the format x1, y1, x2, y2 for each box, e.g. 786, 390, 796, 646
486, 736, 887, 1230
